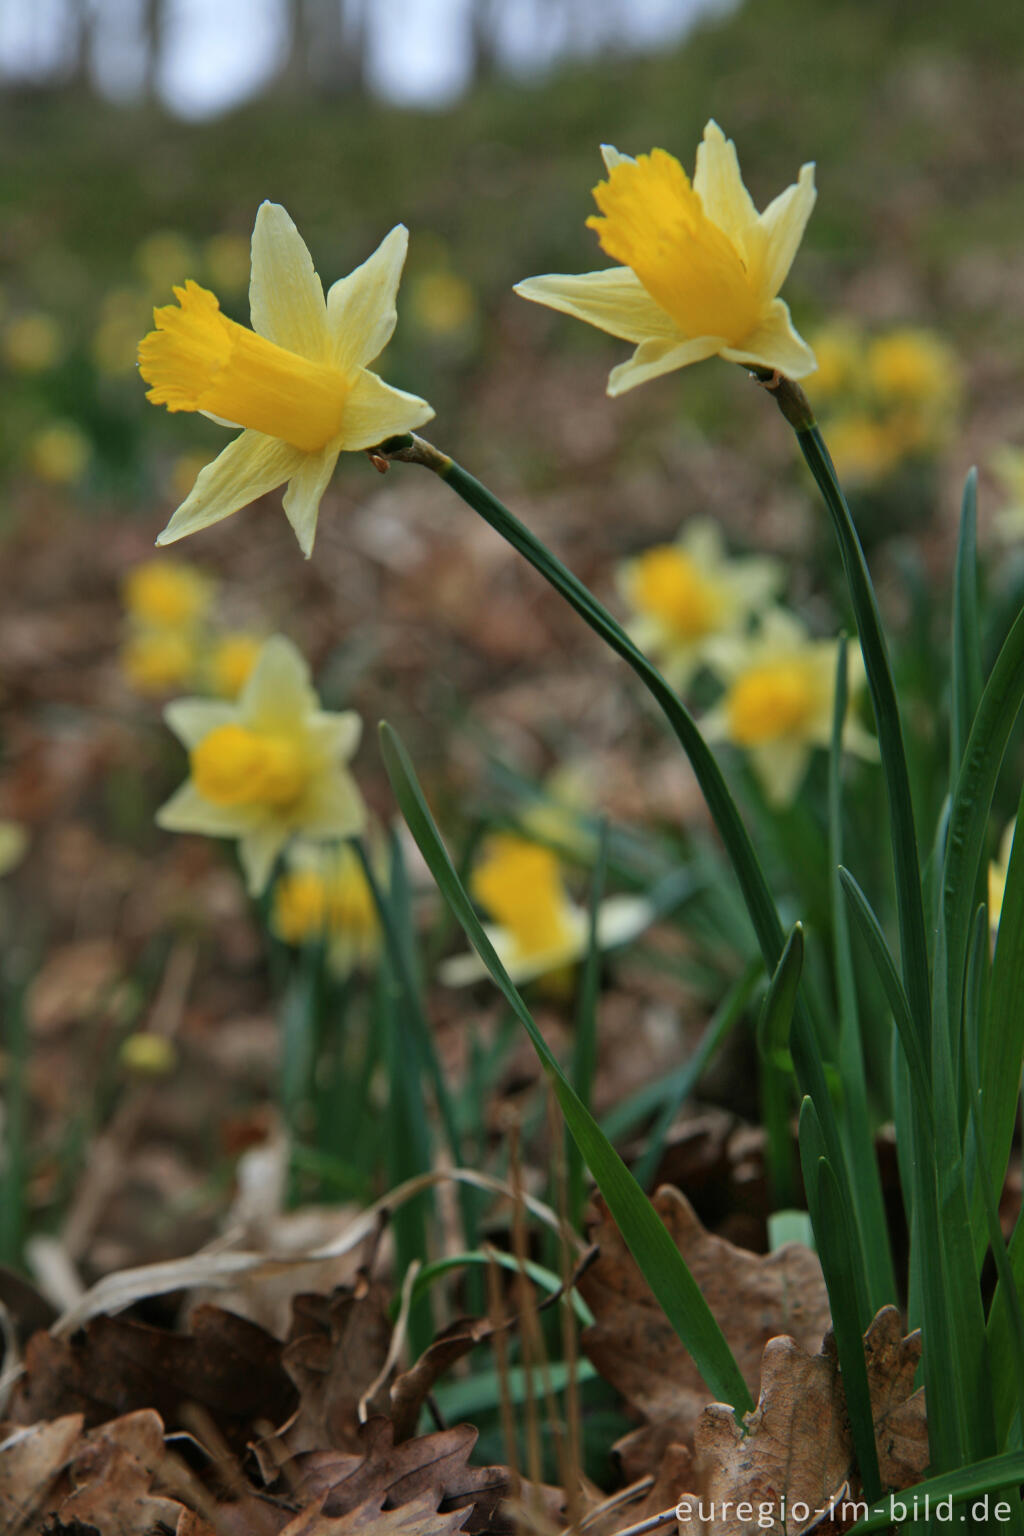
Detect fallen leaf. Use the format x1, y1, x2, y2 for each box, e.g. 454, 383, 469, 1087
578, 1187, 831, 1476
0, 1414, 83, 1533
276, 1487, 471, 1536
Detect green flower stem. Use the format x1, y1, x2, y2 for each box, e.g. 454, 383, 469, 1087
375, 433, 862, 1270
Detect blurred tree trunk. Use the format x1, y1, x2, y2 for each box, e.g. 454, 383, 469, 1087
280, 0, 368, 95
469, 0, 502, 79
139, 0, 167, 100
65, 0, 98, 89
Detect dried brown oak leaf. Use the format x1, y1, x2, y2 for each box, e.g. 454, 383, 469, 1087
42, 1408, 186, 1536
578, 1187, 830, 1477
286, 1416, 508, 1536
669, 1306, 927, 1536
0, 1413, 84, 1533
11, 1305, 296, 1458
274, 1487, 472, 1536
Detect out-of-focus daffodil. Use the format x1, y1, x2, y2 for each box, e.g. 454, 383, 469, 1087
807, 323, 862, 398
619, 520, 782, 691
93, 289, 152, 376
439, 833, 653, 987
207, 631, 263, 699
0, 821, 28, 877
136, 231, 197, 297
203, 232, 251, 294
824, 412, 903, 484
989, 819, 1016, 934
121, 627, 198, 695
866, 329, 957, 412
3, 312, 61, 373
156, 634, 366, 894
519, 763, 597, 862
701, 608, 877, 805
514, 120, 816, 395
992, 448, 1024, 541
138, 202, 433, 557
27, 421, 90, 485
409, 269, 477, 340
120, 1031, 178, 1076
123, 558, 214, 629
272, 841, 382, 977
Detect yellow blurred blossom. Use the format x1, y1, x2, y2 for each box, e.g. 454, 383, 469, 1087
866, 328, 957, 412
0, 821, 28, 877
701, 608, 877, 805
27, 421, 90, 484
207, 631, 263, 699
136, 231, 197, 296
519, 763, 596, 862
121, 627, 198, 695
157, 634, 366, 894
138, 202, 433, 557
204, 232, 251, 294
123, 558, 215, 629
989, 819, 1016, 934
992, 447, 1024, 541
439, 833, 653, 987
409, 269, 477, 339
3, 312, 61, 372
515, 120, 816, 394
825, 412, 903, 484
807, 323, 863, 398
93, 289, 152, 376
272, 841, 382, 977
618, 519, 782, 691
120, 1031, 178, 1076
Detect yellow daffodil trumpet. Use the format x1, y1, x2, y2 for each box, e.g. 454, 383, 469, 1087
514, 121, 817, 395
138, 202, 434, 557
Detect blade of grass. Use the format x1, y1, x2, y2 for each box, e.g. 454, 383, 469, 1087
829, 635, 897, 1308
976, 792, 1024, 1234
849, 1449, 1024, 1533
381, 719, 754, 1416
757, 924, 803, 1209
568, 820, 607, 1229
951, 468, 984, 774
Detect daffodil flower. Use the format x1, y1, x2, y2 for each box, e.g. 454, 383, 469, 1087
619, 520, 782, 692
156, 634, 366, 894
123, 558, 215, 629
439, 833, 654, 987
0, 821, 28, 878
514, 120, 816, 395
700, 608, 877, 806
138, 203, 433, 557
989, 819, 1016, 934
272, 840, 382, 978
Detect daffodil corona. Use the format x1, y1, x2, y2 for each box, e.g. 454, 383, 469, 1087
156, 634, 366, 894
514, 121, 817, 394
272, 841, 382, 977
138, 203, 433, 556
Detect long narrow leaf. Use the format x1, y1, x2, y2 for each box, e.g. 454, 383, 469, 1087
951, 467, 983, 773
380, 720, 754, 1416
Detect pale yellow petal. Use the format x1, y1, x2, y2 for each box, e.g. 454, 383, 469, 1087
164, 698, 237, 749
692, 120, 759, 246
750, 740, 812, 806
752, 163, 817, 299
248, 201, 329, 362
309, 710, 363, 763
594, 894, 656, 950
514, 268, 680, 344
156, 430, 304, 546
281, 445, 340, 558
719, 299, 817, 379
600, 144, 635, 171
338, 369, 434, 452
156, 780, 260, 838
327, 225, 409, 375
238, 823, 290, 895
240, 635, 317, 731
299, 770, 367, 840
607, 335, 722, 396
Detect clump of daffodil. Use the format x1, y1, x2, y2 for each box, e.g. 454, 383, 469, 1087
122, 627, 199, 695
27, 421, 91, 485
206, 631, 264, 700
439, 832, 653, 987
807, 322, 959, 486
991, 448, 1024, 541
3, 312, 61, 373
619, 519, 783, 692
272, 840, 382, 978
989, 819, 1016, 934
514, 120, 817, 393
138, 202, 433, 557
701, 608, 877, 806
156, 634, 366, 894
120, 558, 214, 697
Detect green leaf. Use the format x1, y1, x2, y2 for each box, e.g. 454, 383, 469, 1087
380, 720, 754, 1417
978, 790, 1024, 1230
951, 467, 983, 774
568, 821, 607, 1227
849, 1449, 1024, 1532
757, 923, 803, 1207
